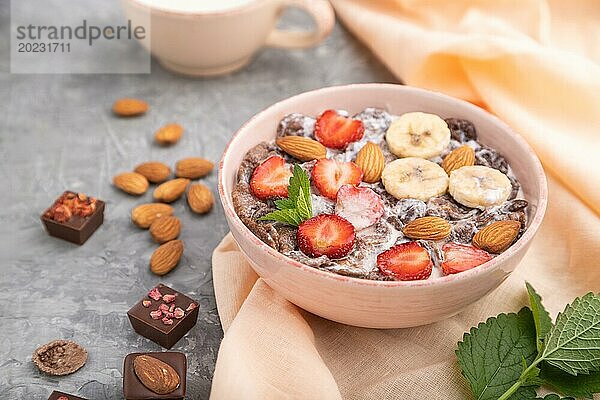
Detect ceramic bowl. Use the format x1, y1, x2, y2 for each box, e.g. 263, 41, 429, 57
218, 84, 548, 329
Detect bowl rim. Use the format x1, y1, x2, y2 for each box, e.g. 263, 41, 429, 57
218, 83, 548, 288
125, 0, 266, 18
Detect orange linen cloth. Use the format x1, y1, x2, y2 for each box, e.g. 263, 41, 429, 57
210, 1, 600, 398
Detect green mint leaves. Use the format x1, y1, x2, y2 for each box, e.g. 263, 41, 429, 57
259, 165, 312, 226
457, 284, 600, 399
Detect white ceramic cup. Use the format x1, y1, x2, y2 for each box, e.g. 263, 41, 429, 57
121, 0, 335, 76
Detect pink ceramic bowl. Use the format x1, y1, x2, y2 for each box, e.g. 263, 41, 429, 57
218, 84, 547, 329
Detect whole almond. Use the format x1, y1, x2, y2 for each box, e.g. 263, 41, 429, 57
150, 240, 184, 276
154, 123, 183, 146
442, 145, 475, 174
131, 203, 174, 228
275, 136, 327, 162
133, 355, 180, 394
355, 142, 385, 183
149, 216, 181, 244
187, 183, 214, 214
113, 172, 149, 195
112, 98, 148, 117
175, 158, 214, 179
473, 220, 521, 253
134, 161, 171, 183
403, 216, 451, 240
153, 178, 190, 203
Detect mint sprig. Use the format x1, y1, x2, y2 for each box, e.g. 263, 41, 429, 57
259, 165, 312, 226
457, 283, 600, 400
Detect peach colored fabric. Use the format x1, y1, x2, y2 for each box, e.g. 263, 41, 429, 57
210, 1, 600, 398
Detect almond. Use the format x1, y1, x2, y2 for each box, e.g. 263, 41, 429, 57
150, 240, 184, 276
149, 216, 181, 244
112, 98, 148, 117
275, 136, 327, 162
175, 158, 214, 179
473, 220, 521, 253
154, 123, 183, 146
133, 354, 180, 394
442, 145, 475, 175
153, 178, 190, 203
131, 203, 174, 228
403, 216, 451, 240
134, 161, 171, 183
113, 172, 149, 195
355, 142, 385, 183
187, 183, 214, 214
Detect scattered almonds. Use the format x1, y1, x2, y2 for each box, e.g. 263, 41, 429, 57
134, 161, 171, 183
355, 142, 385, 183
187, 183, 214, 214
112, 98, 148, 117
473, 220, 521, 253
153, 178, 190, 203
154, 123, 184, 146
150, 240, 184, 276
113, 172, 149, 195
175, 157, 214, 179
403, 216, 451, 240
131, 203, 174, 228
275, 136, 327, 162
149, 216, 181, 244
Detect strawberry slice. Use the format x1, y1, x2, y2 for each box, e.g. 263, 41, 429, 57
250, 156, 292, 201
314, 110, 365, 149
441, 242, 492, 275
335, 184, 384, 230
377, 242, 433, 281
312, 159, 363, 200
297, 214, 355, 259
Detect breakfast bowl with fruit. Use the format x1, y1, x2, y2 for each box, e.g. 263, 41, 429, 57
218, 84, 547, 328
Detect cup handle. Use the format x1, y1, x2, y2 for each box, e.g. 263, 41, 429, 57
265, 0, 335, 49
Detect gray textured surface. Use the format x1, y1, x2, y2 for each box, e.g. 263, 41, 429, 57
0, 2, 395, 399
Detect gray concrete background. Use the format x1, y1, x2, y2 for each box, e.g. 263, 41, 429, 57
0, 1, 395, 398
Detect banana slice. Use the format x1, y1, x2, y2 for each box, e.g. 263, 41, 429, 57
385, 112, 451, 159
449, 166, 512, 209
382, 157, 449, 201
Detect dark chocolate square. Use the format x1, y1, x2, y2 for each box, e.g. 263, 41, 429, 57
41, 191, 105, 245
123, 352, 186, 400
127, 284, 199, 349
48, 390, 87, 400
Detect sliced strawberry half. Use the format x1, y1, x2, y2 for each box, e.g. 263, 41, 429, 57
312, 158, 363, 200
335, 184, 384, 230
441, 242, 493, 275
250, 155, 292, 201
297, 214, 355, 259
377, 242, 433, 281
314, 109, 365, 149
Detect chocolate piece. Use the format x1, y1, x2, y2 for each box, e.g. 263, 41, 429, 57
48, 390, 88, 400
123, 352, 186, 400
32, 339, 88, 376
41, 191, 105, 245
127, 284, 199, 349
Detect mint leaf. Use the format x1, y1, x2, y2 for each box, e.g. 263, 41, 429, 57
456, 308, 539, 400
526, 282, 553, 352
259, 209, 301, 226
260, 165, 313, 226
541, 293, 600, 375
540, 363, 600, 399
534, 395, 575, 400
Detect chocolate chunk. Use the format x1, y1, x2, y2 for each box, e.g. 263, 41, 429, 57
123, 352, 186, 400
276, 113, 315, 138
127, 284, 199, 349
41, 191, 104, 245
445, 118, 477, 142
475, 146, 509, 174
47, 391, 87, 400
32, 340, 87, 376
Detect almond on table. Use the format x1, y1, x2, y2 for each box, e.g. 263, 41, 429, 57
113, 172, 149, 195
131, 203, 174, 228
134, 161, 172, 183
154, 123, 184, 146
187, 183, 214, 214
175, 157, 214, 179
150, 216, 181, 244
150, 240, 184, 276
153, 178, 190, 203
112, 98, 149, 117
